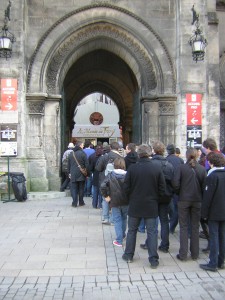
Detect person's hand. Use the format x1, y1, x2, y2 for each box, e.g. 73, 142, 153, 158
105, 196, 111, 202
69, 174, 71, 179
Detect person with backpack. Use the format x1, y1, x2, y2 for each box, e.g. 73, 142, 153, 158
60, 142, 74, 192
68, 140, 89, 207
100, 157, 129, 246
172, 148, 207, 261
140, 141, 174, 253
95, 142, 122, 225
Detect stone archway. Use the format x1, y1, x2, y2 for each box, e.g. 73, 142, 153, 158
26, 4, 176, 191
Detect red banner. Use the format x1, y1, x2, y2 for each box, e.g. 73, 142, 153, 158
186, 94, 202, 126
0, 79, 17, 111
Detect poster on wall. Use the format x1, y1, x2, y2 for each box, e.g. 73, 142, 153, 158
0, 79, 18, 111
186, 94, 202, 148
0, 125, 17, 156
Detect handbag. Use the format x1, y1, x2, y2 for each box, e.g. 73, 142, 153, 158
72, 152, 88, 177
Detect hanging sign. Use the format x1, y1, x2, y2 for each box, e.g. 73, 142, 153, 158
0, 79, 18, 111
186, 94, 202, 148
0, 125, 17, 156
186, 93, 202, 126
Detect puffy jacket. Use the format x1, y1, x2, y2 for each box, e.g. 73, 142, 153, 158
100, 169, 128, 207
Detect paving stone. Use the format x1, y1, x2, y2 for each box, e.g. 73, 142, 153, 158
0, 196, 225, 299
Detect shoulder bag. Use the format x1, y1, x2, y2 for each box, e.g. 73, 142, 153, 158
72, 152, 88, 177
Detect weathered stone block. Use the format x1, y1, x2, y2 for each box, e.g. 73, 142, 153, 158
30, 178, 48, 192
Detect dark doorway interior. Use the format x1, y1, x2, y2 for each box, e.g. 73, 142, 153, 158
97, 138, 109, 145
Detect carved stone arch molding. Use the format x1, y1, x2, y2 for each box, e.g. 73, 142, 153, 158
27, 4, 176, 95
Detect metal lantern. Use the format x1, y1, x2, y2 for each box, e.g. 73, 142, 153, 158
0, 1, 15, 59
189, 6, 207, 63
0, 25, 15, 59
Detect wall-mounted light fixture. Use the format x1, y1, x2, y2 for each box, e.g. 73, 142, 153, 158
0, 1, 16, 59
189, 5, 207, 63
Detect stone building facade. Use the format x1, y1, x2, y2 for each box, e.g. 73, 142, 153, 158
0, 0, 224, 192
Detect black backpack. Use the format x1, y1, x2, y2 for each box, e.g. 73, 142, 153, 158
160, 160, 174, 203
62, 156, 69, 172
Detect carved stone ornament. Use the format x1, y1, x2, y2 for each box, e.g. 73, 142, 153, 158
89, 112, 103, 125
159, 102, 175, 115
28, 101, 45, 115
46, 23, 157, 94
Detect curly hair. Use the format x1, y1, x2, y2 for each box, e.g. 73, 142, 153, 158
206, 152, 225, 167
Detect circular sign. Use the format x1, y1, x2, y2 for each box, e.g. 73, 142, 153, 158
89, 112, 103, 125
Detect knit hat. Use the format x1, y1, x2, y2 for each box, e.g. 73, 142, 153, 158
166, 144, 175, 154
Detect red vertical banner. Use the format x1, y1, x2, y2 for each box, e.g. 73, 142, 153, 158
0, 79, 18, 111
186, 93, 202, 126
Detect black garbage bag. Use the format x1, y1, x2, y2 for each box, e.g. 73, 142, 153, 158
10, 172, 27, 201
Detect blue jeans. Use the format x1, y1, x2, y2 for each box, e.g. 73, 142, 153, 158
84, 176, 92, 196
138, 218, 145, 233
158, 203, 170, 250
112, 206, 128, 244
124, 216, 159, 263
208, 220, 225, 268
102, 198, 113, 222
169, 195, 179, 233
70, 181, 85, 206
92, 185, 103, 208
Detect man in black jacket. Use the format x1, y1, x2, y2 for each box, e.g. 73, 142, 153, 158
122, 144, 166, 269
140, 141, 174, 253
68, 140, 89, 207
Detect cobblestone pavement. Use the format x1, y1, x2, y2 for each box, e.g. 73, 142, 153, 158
0, 195, 225, 299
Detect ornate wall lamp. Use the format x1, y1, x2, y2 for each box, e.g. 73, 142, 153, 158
189, 5, 207, 63
0, 0, 16, 59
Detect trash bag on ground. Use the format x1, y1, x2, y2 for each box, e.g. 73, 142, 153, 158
10, 172, 27, 201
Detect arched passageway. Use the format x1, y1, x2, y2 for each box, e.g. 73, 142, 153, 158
62, 49, 139, 146
26, 4, 176, 191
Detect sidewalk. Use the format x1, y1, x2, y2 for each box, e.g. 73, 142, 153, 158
0, 194, 225, 299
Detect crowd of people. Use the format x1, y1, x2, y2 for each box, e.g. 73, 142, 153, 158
60, 137, 225, 271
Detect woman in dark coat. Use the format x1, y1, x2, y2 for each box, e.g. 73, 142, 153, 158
172, 148, 206, 261
68, 140, 89, 207
200, 152, 225, 272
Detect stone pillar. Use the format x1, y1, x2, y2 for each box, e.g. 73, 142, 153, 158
141, 95, 176, 145
26, 94, 48, 191
26, 93, 62, 191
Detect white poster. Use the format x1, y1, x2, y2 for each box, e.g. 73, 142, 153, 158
0, 142, 17, 156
